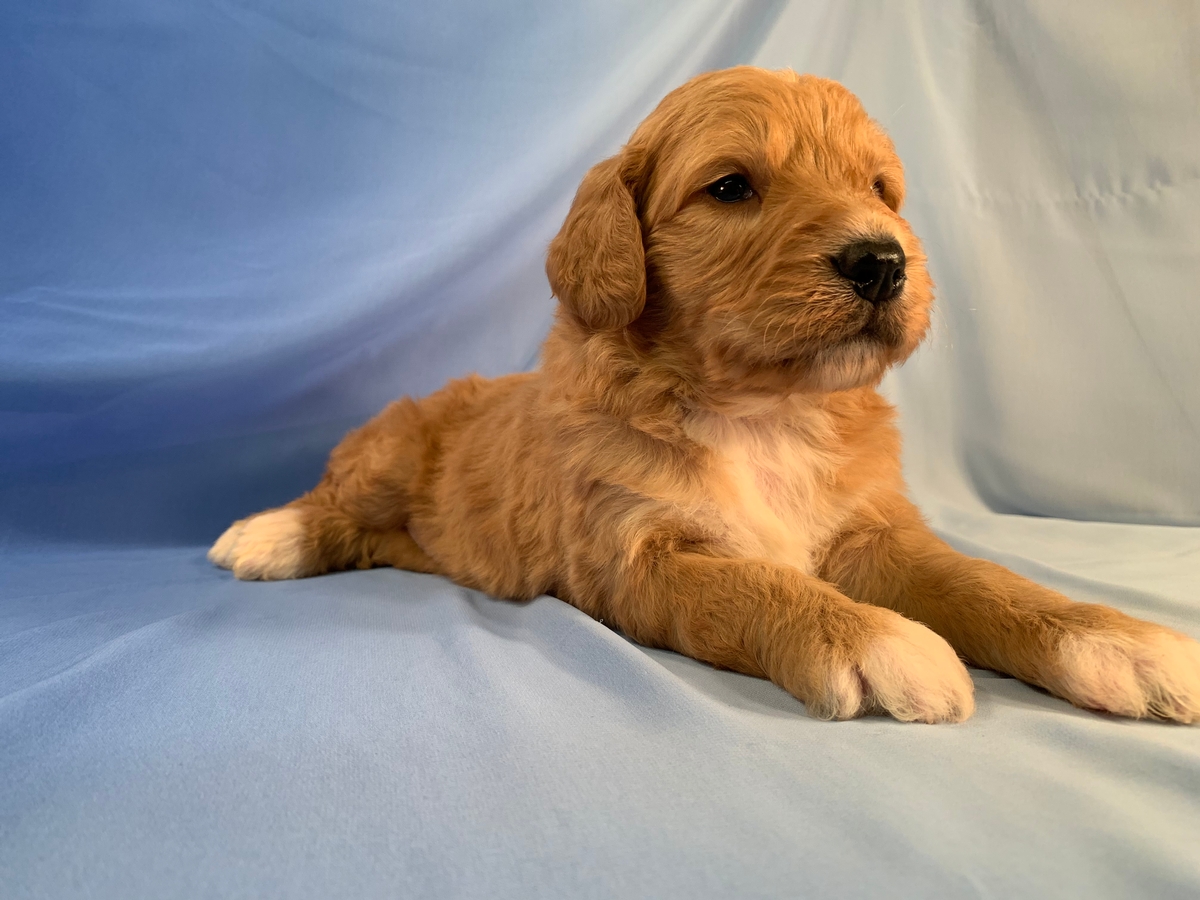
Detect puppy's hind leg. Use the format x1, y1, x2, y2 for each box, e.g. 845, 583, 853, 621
210, 398, 438, 581
209, 505, 316, 581
362, 528, 440, 575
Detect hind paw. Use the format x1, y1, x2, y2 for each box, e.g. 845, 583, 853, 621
208, 508, 312, 581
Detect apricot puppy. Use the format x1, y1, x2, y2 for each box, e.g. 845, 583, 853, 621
212, 67, 1200, 723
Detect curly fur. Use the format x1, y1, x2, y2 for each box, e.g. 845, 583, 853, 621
212, 67, 1200, 724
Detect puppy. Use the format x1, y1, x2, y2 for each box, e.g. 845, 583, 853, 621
211, 67, 1200, 723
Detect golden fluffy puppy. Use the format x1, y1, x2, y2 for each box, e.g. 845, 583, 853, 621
211, 67, 1200, 724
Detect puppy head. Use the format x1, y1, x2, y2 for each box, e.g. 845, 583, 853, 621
546, 67, 933, 402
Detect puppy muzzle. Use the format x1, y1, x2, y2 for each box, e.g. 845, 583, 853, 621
833, 239, 906, 305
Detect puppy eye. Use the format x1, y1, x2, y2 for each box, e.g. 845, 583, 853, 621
872, 179, 886, 198
707, 174, 755, 203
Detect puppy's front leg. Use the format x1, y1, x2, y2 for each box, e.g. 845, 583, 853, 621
822, 497, 1200, 722
600, 550, 974, 723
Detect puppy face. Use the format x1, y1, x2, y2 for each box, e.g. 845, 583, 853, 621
547, 67, 933, 403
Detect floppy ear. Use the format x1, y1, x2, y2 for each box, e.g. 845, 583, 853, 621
546, 154, 646, 331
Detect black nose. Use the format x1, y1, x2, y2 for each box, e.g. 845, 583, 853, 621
833, 239, 906, 304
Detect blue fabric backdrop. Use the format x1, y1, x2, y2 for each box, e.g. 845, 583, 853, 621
3, 2, 1199, 898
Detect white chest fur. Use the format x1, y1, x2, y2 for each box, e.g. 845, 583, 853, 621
684, 405, 851, 575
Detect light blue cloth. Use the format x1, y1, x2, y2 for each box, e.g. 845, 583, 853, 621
3, 2, 1199, 898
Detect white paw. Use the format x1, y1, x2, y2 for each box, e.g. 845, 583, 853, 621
1052, 628, 1200, 723
811, 615, 975, 724
207, 508, 310, 581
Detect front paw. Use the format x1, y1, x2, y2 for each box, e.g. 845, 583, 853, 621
1048, 624, 1200, 723
208, 508, 312, 581
807, 611, 975, 724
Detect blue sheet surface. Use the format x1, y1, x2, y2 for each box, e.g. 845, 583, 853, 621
3, 2, 1199, 898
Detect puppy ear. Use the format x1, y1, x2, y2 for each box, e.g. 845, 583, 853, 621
546, 154, 646, 331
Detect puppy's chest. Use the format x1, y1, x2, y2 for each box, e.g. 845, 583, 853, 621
686, 414, 852, 574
